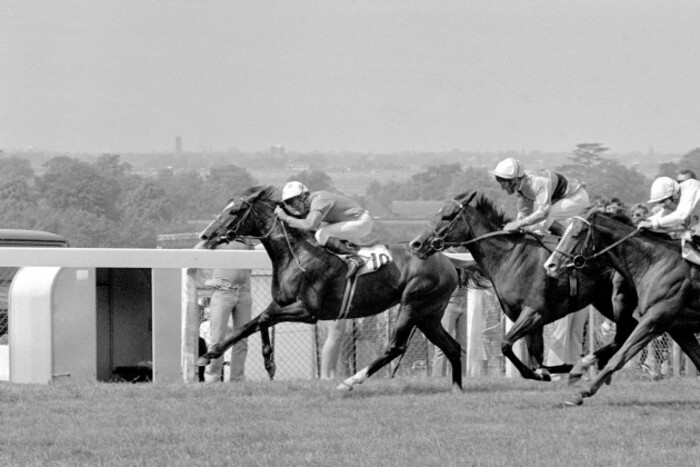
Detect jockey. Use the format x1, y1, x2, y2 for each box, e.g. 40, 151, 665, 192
637, 176, 700, 236
274, 181, 373, 279
490, 157, 589, 235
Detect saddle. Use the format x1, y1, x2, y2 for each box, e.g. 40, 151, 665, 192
681, 233, 700, 266
338, 244, 393, 277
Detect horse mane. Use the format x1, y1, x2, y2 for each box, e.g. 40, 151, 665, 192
455, 191, 512, 228
592, 211, 679, 247
236, 185, 280, 202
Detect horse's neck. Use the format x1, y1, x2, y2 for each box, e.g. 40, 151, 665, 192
465, 217, 521, 272
601, 226, 669, 283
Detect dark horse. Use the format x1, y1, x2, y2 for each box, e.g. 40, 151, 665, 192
409, 191, 642, 382
196, 185, 464, 392
544, 211, 700, 405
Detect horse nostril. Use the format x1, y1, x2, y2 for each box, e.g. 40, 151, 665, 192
199, 234, 208, 241
410, 241, 421, 250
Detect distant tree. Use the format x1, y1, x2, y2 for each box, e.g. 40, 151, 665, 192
570, 143, 608, 169
556, 144, 649, 205
37, 157, 120, 220
410, 163, 463, 200
658, 147, 700, 179
205, 164, 258, 209
0, 156, 34, 184
288, 169, 336, 192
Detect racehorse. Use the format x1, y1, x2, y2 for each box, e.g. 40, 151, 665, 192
544, 210, 700, 405
409, 191, 642, 382
196, 185, 464, 392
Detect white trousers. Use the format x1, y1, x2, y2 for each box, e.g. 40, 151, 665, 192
315, 212, 373, 245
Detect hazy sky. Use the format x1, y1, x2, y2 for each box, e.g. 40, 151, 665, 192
2, 0, 699, 154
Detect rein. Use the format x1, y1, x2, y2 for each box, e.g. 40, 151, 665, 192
557, 216, 641, 269
430, 197, 552, 251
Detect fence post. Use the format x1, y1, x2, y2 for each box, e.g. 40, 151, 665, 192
181, 269, 199, 383
673, 342, 682, 377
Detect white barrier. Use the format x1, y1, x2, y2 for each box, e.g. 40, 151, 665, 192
0, 248, 480, 384
0, 248, 271, 384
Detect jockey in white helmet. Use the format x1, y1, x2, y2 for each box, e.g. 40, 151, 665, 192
275, 181, 373, 279
491, 157, 589, 235
638, 176, 700, 234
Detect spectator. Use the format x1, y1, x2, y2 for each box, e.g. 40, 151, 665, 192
320, 319, 352, 380
432, 261, 468, 378
629, 203, 650, 225
677, 169, 697, 183
605, 197, 626, 215
197, 239, 254, 383
591, 195, 610, 213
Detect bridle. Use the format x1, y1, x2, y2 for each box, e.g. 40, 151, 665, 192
217, 196, 308, 272
553, 215, 641, 270
427, 194, 529, 252
217, 197, 276, 243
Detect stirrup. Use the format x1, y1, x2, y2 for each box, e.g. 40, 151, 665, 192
345, 257, 365, 279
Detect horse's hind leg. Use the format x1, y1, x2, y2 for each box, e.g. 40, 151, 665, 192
337, 310, 415, 391
500, 307, 550, 381
416, 317, 463, 392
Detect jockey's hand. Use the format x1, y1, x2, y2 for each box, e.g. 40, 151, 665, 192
274, 206, 289, 222
503, 221, 521, 232
637, 220, 653, 230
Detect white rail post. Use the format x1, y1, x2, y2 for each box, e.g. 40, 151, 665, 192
182, 269, 199, 383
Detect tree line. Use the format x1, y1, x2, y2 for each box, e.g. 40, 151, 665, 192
0, 145, 696, 247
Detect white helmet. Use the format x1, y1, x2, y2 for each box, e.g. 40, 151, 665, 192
648, 176, 680, 203
491, 157, 524, 179
281, 181, 310, 201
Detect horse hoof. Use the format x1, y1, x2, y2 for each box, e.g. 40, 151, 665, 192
451, 384, 463, 395
336, 382, 353, 392
567, 373, 583, 386
196, 357, 210, 366
564, 394, 584, 406
535, 368, 552, 382
605, 375, 613, 385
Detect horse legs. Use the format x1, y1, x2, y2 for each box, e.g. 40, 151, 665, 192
566, 310, 671, 406
198, 300, 316, 365
337, 310, 416, 392
415, 316, 463, 393
500, 307, 550, 381
260, 326, 275, 381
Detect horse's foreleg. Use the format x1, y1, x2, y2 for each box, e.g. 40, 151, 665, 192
198, 300, 316, 366
416, 316, 463, 393
337, 311, 415, 392
501, 307, 549, 381
567, 313, 668, 406
260, 326, 275, 381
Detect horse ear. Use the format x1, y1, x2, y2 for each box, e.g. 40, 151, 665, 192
464, 191, 477, 205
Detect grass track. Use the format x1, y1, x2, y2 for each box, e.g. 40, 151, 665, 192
2, 376, 700, 466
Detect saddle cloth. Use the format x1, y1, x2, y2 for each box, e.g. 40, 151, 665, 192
681, 233, 700, 266
354, 245, 393, 277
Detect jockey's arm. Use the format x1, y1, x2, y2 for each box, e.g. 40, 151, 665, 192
653, 184, 700, 229
283, 209, 324, 231
514, 187, 551, 229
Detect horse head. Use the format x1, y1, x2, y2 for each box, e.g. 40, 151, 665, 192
409, 191, 487, 260
196, 185, 280, 250
543, 207, 634, 277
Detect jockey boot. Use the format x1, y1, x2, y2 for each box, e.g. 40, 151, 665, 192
548, 221, 566, 236
324, 237, 365, 279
